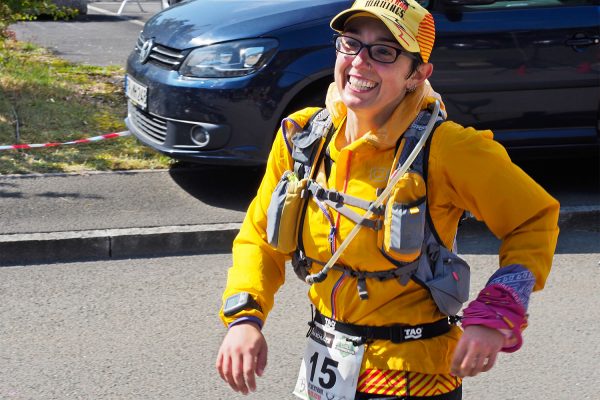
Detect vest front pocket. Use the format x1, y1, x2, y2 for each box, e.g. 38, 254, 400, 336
414, 241, 471, 316
378, 197, 426, 263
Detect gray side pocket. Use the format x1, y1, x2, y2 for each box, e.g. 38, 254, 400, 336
390, 201, 426, 256
414, 239, 471, 316
266, 173, 290, 248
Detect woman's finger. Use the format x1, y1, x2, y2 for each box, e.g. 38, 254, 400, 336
215, 351, 226, 382
459, 348, 479, 377
482, 351, 498, 373
243, 350, 258, 392
450, 339, 468, 376
221, 353, 239, 392
256, 343, 268, 377
470, 353, 487, 377
230, 353, 247, 393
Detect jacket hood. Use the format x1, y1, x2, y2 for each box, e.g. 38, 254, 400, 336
143, 0, 348, 49
325, 80, 447, 149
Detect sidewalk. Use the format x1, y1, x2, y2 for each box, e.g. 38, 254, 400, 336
0, 165, 598, 266
0, 167, 258, 266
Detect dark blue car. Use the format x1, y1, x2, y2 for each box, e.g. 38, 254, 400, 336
125, 0, 600, 165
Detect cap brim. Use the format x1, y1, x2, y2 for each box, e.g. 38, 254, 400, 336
330, 8, 420, 54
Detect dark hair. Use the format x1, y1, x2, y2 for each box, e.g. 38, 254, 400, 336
406, 52, 424, 79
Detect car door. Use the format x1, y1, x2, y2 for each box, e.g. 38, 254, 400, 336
427, 0, 600, 154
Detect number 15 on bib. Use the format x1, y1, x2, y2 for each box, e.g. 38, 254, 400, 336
293, 323, 365, 400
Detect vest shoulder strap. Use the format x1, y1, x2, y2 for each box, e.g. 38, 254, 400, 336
291, 108, 334, 274
395, 108, 444, 178
290, 108, 334, 180
394, 107, 446, 256
422, 118, 447, 247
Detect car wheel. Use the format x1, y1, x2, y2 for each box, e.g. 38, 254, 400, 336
286, 81, 329, 113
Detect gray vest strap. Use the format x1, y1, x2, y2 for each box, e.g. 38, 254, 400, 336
307, 181, 382, 213
292, 109, 333, 179
332, 262, 419, 299
306, 181, 383, 230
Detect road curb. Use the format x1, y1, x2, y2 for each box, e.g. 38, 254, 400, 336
0, 223, 240, 266
1, 208, 598, 267
557, 205, 600, 229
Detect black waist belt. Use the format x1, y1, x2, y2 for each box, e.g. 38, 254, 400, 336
312, 311, 453, 344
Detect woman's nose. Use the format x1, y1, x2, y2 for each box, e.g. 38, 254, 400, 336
351, 47, 372, 68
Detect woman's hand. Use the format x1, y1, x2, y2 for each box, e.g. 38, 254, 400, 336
450, 325, 505, 378
216, 322, 268, 394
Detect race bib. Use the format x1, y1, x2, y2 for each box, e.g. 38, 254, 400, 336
293, 320, 364, 400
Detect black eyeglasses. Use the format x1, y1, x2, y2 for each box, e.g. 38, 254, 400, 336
334, 34, 416, 64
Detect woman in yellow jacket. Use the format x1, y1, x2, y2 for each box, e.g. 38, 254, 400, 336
216, 1, 559, 399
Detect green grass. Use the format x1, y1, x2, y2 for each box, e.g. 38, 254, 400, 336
0, 39, 173, 174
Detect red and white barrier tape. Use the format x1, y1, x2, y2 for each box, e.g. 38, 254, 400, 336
0, 131, 131, 151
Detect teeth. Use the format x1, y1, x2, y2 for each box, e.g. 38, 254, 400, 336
348, 76, 377, 91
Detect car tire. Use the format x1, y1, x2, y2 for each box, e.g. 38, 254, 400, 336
281, 79, 330, 122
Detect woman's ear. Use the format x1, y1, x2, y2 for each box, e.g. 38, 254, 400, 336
411, 62, 434, 86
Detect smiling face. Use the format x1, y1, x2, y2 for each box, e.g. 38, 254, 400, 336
334, 16, 417, 123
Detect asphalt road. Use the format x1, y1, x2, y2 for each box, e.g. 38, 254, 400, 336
10, 1, 162, 67
1, 226, 599, 400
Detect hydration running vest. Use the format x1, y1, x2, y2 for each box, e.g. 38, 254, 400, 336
267, 105, 470, 316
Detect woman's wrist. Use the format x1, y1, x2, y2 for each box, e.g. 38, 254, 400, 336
461, 283, 527, 353
228, 316, 264, 330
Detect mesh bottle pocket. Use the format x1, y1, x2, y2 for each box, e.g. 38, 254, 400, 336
266, 171, 308, 254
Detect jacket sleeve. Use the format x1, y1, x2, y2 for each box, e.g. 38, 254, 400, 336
219, 107, 321, 328
428, 121, 560, 291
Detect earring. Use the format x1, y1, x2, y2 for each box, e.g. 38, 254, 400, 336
406, 85, 416, 93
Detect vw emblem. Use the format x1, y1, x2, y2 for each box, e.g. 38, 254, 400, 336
139, 38, 154, 64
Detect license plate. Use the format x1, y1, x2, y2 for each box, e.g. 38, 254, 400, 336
125, 75, 148, 110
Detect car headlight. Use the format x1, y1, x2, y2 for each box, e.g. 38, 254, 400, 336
179, 38, 278, 78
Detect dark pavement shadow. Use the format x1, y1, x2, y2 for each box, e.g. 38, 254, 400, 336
168, 163, 264, 212
33, 12, 144, 24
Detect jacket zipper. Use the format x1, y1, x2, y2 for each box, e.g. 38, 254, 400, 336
331, 149, 353, 319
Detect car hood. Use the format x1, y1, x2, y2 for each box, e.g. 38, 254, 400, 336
143, 0, 350, 50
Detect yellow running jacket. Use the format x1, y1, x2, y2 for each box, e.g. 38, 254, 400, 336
220, 81, 560, 375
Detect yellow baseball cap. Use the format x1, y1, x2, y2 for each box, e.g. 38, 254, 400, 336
330, 0, 435, 63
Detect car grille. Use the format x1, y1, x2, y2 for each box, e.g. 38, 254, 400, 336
128, 102, 168, 144
136, 35, 185, 70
